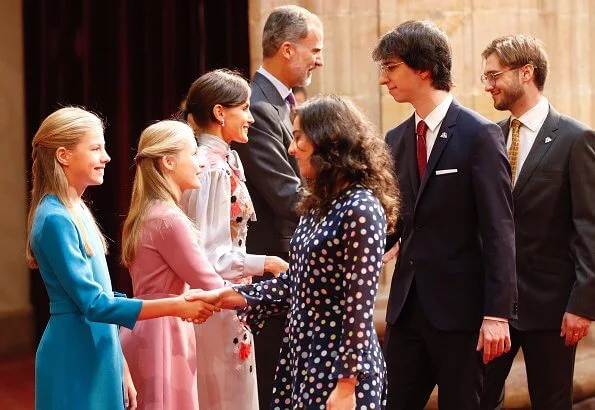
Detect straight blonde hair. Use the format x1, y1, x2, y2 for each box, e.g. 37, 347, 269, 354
26, 107, 108, 268
121, 120, 198, 267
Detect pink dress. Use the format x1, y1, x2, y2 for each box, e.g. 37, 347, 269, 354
182, 134, 265, 410
120, 202, 225, 410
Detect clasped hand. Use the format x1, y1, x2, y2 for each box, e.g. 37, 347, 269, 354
178, 290, 221, 324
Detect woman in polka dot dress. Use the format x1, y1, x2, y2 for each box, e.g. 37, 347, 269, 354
188, 95, 400, 409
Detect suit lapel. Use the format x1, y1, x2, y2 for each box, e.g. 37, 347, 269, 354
414, 101, 460, 211
512, 106, 560, 198
252, 72, 293, 136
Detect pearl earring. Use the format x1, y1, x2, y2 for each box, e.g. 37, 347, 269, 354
221, 118, 225, 127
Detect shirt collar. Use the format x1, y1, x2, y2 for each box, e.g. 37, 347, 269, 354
511, 96, 549, 133
257, 66, 292, 100
415, 93, 453, 132
198, 133, 229, 155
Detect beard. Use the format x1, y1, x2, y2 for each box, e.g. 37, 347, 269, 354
493, 81, 524, 111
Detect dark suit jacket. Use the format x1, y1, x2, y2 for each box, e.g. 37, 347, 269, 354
385, 100, 517, 332
500, 106, 595, 330
234, 71, 301, 254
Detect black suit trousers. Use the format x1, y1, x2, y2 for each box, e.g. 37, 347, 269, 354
481, 327, 576, 410
252, 251, 288, 410
384, 285, 484, 410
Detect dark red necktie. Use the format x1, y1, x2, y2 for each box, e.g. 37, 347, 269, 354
286, 92, 296, 109
416, 120, 428, 178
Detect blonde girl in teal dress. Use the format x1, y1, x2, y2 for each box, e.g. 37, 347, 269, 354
26, 107, 219, 410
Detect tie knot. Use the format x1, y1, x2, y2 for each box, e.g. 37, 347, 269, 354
511, 118, 522, 133
286, 92, 296, 109
417, 120, 428, 137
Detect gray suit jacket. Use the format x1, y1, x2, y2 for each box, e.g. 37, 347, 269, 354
234, 71, 301, 254
500, 105, 595, 330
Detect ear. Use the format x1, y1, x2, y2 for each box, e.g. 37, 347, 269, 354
280, 41, 294, 59
418, 69, 431, 81
521, 64, 534, 82
212, 104, 225, 124
55, 147, 71, 166
159, 155, 176, 173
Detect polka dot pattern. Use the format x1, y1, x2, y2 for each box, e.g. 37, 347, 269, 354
237, 186, 387, 408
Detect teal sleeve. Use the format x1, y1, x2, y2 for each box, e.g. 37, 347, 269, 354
40, 213, 142, 329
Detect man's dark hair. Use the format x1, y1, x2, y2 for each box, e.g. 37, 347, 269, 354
372, 20, 453, 91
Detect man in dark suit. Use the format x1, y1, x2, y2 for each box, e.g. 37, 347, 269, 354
480, 34, 595, 410
372, 20, 518, 409
233, 6, 323, 409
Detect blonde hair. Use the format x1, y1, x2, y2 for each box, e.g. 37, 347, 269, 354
26, 107, 108, 268
121, 120, 197, 267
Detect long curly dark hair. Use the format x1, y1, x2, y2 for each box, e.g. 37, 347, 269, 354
294, 95, 400, 233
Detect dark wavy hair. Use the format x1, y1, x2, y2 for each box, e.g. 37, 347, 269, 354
294, 95, 399, 233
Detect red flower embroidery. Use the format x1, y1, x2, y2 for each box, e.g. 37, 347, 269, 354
239, 342, 252, 361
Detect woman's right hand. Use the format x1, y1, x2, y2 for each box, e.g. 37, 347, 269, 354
176, 293, 220, 324
264, 256, 289, 277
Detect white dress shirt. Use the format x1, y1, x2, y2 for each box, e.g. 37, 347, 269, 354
506, 96, 550, 182
415, 93, 453, 159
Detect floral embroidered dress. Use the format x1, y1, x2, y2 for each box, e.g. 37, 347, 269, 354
182, 134, 265, 410
236, 186, 388, 409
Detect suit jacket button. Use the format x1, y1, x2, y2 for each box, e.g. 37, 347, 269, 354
409, 259, 414, 267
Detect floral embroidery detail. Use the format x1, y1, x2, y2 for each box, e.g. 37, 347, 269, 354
239, 342, 252, 361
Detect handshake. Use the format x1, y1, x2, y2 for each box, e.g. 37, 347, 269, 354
176, 256, 288, 324
176, 286, 249, 325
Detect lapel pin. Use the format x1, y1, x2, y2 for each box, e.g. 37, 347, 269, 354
439, 132, 448, 139
545, 136, 552, 144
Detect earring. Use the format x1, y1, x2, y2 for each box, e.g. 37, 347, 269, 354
221, 118, 225, 127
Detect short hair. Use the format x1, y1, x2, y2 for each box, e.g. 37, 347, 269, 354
482, 35, 549, 91
372, 20, 453, 91
294, 95, 400, 233
184, 69, 250, 128
262, 5, 322, 58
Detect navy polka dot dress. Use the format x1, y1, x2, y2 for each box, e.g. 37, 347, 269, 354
236, 186, 387, 409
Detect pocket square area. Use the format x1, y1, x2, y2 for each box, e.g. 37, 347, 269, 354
435, 169, 458, 175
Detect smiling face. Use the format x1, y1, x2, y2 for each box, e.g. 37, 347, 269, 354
220, 97, 255, 144
288, 115, 316, 179
60, 129, 110, 193
288, 24, 324, 87
483, 53, 524, 112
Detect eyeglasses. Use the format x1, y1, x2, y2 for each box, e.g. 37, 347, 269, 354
379, 61, 405, 76
480, 66, 524, 86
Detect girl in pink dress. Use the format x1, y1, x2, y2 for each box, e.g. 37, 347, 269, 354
181, 70, 289, 409
120, 120, 226, 409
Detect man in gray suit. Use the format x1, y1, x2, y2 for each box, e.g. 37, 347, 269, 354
233, 6, 323, 408
480, 34, 595, 410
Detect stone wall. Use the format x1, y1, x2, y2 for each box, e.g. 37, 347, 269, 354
0, 0, 33, 355
248, 0, 595, 295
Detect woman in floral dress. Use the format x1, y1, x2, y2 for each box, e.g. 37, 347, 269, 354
181, 69, 289, 410
188, 95, 400, 409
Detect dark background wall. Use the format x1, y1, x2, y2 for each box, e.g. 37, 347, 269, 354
23, 0, 250, 343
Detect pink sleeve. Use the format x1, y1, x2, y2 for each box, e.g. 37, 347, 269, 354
155, 214, 225, 290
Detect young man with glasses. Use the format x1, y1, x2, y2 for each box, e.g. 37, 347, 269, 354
373, 20, 518, 410
480, 34, 595, 410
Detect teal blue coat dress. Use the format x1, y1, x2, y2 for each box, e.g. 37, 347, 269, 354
30, 195, 142, 410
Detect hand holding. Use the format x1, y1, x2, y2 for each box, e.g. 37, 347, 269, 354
561, 312, 591, 346
177, 293, 220, 324
476, 318, 511, 364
